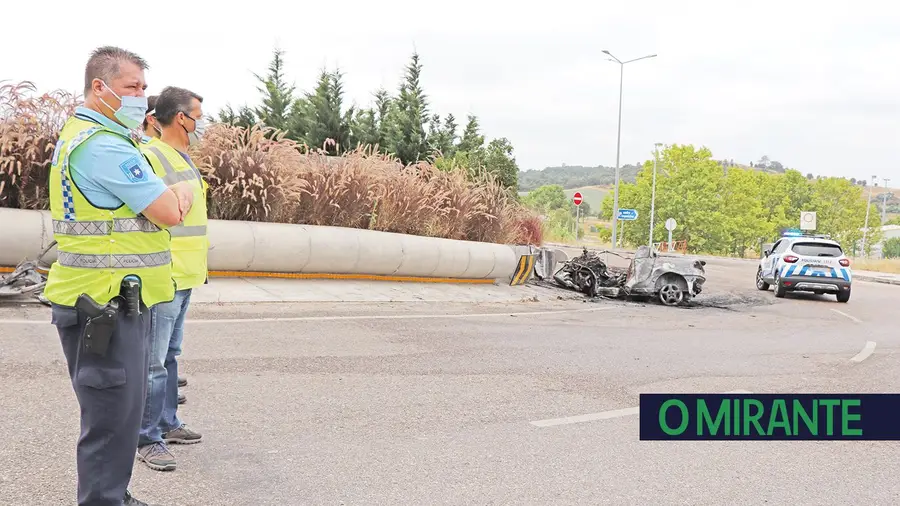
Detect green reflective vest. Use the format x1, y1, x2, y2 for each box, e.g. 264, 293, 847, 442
139, 138, 209, 290
43, 116, 176, 308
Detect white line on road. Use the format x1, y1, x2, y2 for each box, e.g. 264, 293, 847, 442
831, 309, 862, 323
850, 341, 877, 363
529, 390, 753, 427
0, 306, 620, 325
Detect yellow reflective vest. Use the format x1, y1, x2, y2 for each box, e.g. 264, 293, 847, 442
139, 138, 210, 290
43, 117, 175, 308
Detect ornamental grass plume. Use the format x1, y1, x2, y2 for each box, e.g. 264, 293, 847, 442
0, 81, 80, 210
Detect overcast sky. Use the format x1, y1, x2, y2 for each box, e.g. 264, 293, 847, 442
4, 1, 897, 183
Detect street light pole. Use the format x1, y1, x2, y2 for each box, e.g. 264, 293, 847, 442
649, 142, 662, 250
862, 175, 877, 256
603, 50, 657, 250
881, 178, 891, 224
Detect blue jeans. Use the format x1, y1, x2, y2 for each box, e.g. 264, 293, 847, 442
139, 288, 191, 446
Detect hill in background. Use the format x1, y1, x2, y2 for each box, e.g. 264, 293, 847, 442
518, 164, 642, 192
517, 158, 793, 193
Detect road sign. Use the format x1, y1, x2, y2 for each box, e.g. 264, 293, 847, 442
665, 218, 677, 231
800, 211, 817, 230
573, 192, 583, 206
617, 208, 638, 221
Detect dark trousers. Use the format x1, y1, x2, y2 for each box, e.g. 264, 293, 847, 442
52, 300, 151, 506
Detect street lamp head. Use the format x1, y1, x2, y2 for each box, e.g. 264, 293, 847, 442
602, 50, 610, 54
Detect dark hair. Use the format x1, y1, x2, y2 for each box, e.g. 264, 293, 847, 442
84, 46, 149, 94
142, 95, 159, 130
154, 86, 203, 126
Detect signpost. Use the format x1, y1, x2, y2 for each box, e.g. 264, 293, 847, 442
573, 192, 583, 238
617, 208, 638, 221
800, 211, 817, 231
665, 218, 677, 252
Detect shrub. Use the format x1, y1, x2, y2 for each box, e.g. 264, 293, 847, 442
2, 81, 541, 246
0, 81, 80, 210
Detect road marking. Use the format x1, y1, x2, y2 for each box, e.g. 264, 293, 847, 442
850, 341, 877, 363
831, 309, 862, 323
529, 390, 753, 427
0, 306, 620, 326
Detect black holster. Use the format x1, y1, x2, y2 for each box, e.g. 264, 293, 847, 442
75, 294, 119, 357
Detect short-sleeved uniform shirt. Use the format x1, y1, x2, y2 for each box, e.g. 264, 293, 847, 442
68, 107, 168, 214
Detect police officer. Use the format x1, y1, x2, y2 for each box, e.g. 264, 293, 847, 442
44, 46, 195, 506
142, 97, 190, 406
136, 86, 209, 472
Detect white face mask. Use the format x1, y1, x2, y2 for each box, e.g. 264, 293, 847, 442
182, 114, 206, 146
188, 117, 207, 146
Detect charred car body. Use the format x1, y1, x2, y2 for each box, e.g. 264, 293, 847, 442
552, 246, 706, 306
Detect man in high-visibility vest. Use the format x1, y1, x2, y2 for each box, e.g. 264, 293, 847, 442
143, 96, 191, 406
136, 85, 209, 472
45, 46, 195, 506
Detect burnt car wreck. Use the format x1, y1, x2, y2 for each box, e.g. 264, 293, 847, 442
552, 246, 706, 306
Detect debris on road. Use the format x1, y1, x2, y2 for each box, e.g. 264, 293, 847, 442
0, 260, 47, 301
0, 241, 54, 305
552, 248, 628, 298
549, 246, 707, 306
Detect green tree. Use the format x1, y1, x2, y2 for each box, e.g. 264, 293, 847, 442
253, 48, 295, 135
300, 69, 355, 154
482, 137, 519, 192
387, 52, 429, 164
522, 184, 570, 215
882, 237, 900, 259
217, 104, 257, 129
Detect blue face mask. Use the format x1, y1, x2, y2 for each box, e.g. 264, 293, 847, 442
99, 81, 148, 130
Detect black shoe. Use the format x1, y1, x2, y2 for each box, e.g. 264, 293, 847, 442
124, 489, 160, 506
178, 393, 186, 404
178, 376, 187, 387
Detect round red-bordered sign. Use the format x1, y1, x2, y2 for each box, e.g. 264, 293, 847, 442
573, 192, 583, 206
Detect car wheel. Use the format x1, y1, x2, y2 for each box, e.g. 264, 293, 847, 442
836, 288, 851, 303
756, 268, 770, 291
658, 283, 684, 306
774, 271, 786, 298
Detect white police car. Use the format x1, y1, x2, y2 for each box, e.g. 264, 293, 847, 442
755, 233, 852, 303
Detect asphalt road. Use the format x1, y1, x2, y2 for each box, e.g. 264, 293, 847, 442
1, 258, 898, 505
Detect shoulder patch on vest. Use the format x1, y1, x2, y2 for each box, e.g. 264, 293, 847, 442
119, 155, 147, 182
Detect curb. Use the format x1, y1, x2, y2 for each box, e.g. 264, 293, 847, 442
855, 275, 900, 286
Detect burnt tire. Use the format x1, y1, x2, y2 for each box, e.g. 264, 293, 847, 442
656, 273, 689, 306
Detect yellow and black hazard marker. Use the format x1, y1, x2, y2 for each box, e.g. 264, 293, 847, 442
510, 254, 536, 286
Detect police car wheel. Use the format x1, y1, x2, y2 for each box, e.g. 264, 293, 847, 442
755, 268, 770, 291
836, 288, 851, 303
774, 272, 786, 298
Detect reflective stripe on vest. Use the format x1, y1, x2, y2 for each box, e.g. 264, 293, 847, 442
169, 225, 208, 237
58, 250, 172, 269
52, 217, 161, 235
145, 145, 203, 185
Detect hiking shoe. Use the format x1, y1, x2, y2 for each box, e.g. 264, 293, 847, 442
136, 442, 176, 471
124, 490, 161, 506
163, 424, 203, 445
178, 376, 188, 387
178, 393, 186, 404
